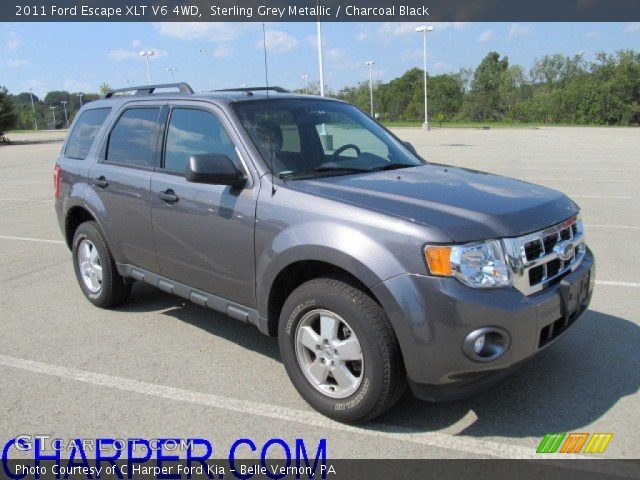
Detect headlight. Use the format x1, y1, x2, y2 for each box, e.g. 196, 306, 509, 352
424, 240, 511, 288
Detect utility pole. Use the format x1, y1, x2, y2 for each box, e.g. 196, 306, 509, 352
316, 21, 325, 97
415, 26, 434, 130
60, 101, 69, 128
29, 89, 38, 130
49, 106, 57, 128
365, 60, 375, 117
166, 67, 177, 83
139, 50, 155, 84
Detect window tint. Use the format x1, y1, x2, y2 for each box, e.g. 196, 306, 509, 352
164, 108, 238, 174
106, 108, 159, 167
64, 108, 111, 159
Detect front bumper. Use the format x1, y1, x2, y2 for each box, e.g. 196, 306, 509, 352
371, 248, 595, 401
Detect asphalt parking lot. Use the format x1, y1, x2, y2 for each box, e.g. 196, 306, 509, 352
0, 127, 638, 461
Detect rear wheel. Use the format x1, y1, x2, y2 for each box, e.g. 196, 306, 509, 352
72, 221, 131, 308
278, 277, 406, 423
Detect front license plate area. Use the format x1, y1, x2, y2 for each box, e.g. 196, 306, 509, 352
559, 269, 590, 320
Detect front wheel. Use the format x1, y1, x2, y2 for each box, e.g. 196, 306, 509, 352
278, 277, 406, 423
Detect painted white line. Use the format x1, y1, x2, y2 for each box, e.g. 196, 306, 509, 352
0, 200, 54, 212
595, 280, 640, 288
525, 179, 638, 183
0, 235, 64, 245
0, 354, 546, 459
569, 195, 640, 199
0, 198, 51, 202
496, 168, 640, 172
0, 181, 49, 185
585, 224, 639, 230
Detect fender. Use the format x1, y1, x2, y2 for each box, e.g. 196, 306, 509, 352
256, 220, 407, 319
66, 187, 122, 262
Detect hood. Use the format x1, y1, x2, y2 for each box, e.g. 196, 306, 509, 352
289, 164, 579, 242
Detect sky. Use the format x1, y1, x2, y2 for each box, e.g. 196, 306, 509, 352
1, 22, 639, 97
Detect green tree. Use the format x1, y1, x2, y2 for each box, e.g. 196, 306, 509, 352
99, 83, 111, 96
465, 52, 510, 120
0, 86, 18, 136
428, 74, 464, 120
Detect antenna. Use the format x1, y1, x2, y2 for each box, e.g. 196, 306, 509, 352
262, 23, 276, 196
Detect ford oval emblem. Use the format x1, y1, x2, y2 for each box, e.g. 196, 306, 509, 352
553, 241, 574, 262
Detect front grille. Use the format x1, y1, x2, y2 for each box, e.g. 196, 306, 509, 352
503, 216, 586, 296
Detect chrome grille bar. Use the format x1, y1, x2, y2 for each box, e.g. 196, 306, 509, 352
503, 216, 586, 295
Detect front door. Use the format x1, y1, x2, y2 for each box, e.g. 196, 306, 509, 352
150, 103, 258, 307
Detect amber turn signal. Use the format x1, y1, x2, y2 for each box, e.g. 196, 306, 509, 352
424, 246, 453, 276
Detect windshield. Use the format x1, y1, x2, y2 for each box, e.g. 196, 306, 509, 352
232, 99, 423, 179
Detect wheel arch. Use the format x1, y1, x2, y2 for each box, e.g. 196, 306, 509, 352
64, 205, 98, 249
263, 256, 385, 337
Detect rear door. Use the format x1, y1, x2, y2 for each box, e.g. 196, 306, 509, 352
89, 103, 163, 272
150, 101, 258, 307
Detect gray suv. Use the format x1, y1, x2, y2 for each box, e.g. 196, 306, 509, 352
54, 83, 594, 422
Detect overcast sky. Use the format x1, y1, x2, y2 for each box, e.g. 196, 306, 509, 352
2, 22, 639, 97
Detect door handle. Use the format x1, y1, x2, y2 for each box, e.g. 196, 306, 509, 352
94, 176, 108, 188
158, 189, 179, 204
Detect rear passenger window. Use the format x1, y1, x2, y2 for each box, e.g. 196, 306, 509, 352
64, 108, 111, 159
164, 108, 239, 174
106, 108, 159, 167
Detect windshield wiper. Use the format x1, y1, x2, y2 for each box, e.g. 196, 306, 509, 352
314, 166, 371, 173
370, 163, 415, 172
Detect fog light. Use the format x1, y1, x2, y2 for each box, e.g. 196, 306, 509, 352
462, 327, 510, 362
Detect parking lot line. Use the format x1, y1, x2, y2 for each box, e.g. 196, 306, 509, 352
570, 195, 640, 199
0, 201, 54, 212
0, 235, 64, 245
526, 179, 639, 183
0, 353, 567, 460
585, 224, 639, 230
595, 281, 640, 288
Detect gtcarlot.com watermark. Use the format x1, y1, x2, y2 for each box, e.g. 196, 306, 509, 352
2, 435, 335, 479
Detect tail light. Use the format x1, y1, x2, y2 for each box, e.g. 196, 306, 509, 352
53, 165, 62, 198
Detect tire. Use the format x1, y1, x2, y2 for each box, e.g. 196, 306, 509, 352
278, 277, 406, 423
72, 221, 131, 308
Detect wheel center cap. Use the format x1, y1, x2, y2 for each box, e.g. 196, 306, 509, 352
323, 348, 333, 358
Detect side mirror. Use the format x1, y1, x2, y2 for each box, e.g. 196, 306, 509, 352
402, 141, 418, 155
185, 154, 246, 188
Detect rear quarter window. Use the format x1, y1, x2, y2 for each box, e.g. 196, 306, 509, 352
64, 108, 111, 160
105, 108, 160, 168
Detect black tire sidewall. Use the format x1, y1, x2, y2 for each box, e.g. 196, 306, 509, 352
278, 280, 389, 423
72, 223, 111, 306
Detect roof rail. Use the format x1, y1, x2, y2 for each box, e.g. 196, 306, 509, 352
215, 86, 288, 96
104, 83, 194, 98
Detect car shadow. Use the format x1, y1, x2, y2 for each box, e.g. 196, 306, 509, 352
117, 282, 280, 362
118, 284, 638, 439
372, 309, 639, 439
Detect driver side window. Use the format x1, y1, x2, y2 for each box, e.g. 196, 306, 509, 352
314, 112, 389, 159
164, 108, 239, 174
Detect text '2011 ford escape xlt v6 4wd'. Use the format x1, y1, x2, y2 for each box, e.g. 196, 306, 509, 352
55, 83, 594, 422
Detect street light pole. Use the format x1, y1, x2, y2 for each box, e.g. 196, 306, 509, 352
365, 60, 375, 117
60, 101, 69, 128
415, 25, 434, 130
139, 50, 155, 85
316, 21, 325, 97
166, 67, 177, 83
29, 89, 37, 130
77, 93, 84, 107
49, 106, 57, 128
301, 74, 309, 94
